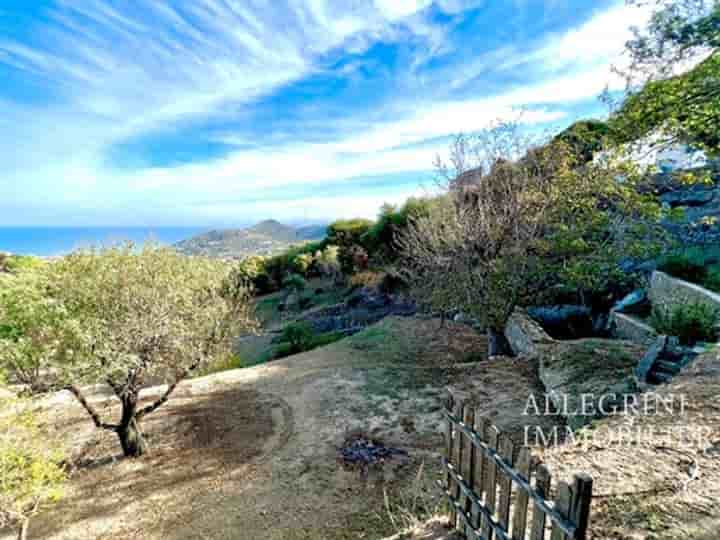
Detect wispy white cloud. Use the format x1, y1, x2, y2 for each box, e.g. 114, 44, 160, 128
0, 1, 652, 225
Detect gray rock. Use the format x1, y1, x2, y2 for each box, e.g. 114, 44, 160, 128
660, 189, 715, 208
504, 309, 553, 358
612, 289, 650, 315
635, 335, 667, 383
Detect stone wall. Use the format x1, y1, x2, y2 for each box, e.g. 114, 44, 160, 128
610, 312, 657, 346
648, 270, 720, 318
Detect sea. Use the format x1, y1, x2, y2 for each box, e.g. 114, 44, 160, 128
0, 227, 209, 257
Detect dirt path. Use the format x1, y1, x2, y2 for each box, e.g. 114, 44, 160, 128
5, 317, 560, 540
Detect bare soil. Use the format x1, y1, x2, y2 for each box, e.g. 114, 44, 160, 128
2, 316, 562, 540
541, 349, 720, 539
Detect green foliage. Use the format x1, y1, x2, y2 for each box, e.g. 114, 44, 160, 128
399, 124, 666, 337
280, 322, 315, 354
552, 119, 610, 163
229, 241, 337, 295
0, 255, 43, 275
0, 269, 73, 391
326, 219, 374, 246
610, 53, 720, 154
0, 245, 256, 456
0, 399, 67, 535
658, 246, 720, 292
275, 322, 343, 358
651, 302, 719, 345
282, 273, 307, 293
611, 2, 720, 154
362, 198, 440, 263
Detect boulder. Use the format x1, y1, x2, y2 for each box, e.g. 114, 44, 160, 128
660, 188, 715, 208
504, 309, 554, 358
538, 338, 646, 430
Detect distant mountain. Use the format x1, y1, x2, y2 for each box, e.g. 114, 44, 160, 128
175, 220, 327, 258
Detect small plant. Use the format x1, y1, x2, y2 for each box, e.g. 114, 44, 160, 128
280, 322, 314, 354
658, 247, 720, 292
651, 303, 719, 345
274, 323, 343, 359
0, 398, 67, 539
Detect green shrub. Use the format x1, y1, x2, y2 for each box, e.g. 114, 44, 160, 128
279, 322, 314, 354
275, 323, 343, 358
658, 247, 720, 290
651, 303, 719, 345
704, 268, 720, 294
659, 251, 707, 284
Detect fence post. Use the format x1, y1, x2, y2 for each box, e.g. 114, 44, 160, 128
511, 447, 532, 540
472, 414, 488, 533
530, 465, 551, 540
462, 404, 476, 539
480, 425, 499, 540
550, 481, 572, 540
452, 396, 465, 532
445, 391, 456, 527
497, 435, 515, 530
569, 474, 593, 540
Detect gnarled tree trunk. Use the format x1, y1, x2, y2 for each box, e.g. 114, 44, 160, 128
18, 518, 29, 540
117, 394, 147, 457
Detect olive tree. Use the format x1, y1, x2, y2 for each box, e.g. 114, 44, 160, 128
0, 398, 66, 540
1, 245, 256, 457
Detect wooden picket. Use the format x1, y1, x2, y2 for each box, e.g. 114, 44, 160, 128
440, 389, 593, 540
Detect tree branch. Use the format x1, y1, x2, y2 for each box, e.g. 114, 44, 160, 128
66, 385, 118, 431
136, 358, 201, 419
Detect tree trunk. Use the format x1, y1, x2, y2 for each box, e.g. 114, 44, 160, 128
117, 393, 147, 457
487, 327, 513, 358
117, 418, 147, 457
18, 518, 29, 540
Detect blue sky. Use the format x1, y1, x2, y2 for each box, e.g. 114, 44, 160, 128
0, 0, 651, 226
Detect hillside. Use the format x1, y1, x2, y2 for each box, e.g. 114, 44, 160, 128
175, 220, 326, 258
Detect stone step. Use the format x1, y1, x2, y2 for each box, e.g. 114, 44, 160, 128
654, 360, 683, 375
648, 371, 674, 385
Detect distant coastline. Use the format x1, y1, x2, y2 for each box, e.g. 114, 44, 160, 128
0, 227, 209, 257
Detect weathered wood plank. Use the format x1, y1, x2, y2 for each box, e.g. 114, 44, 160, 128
550, 481, 572, 540
481, 425, 500, 539
472, 414, 488, 532
497, 436, 515, 531
530, 464, 551, 540
443, 410, 578, 539
439, 463, 512, 540
452, 398, 465, 531
569, 474, 593, 540
445, 392, 456, 527
462, 405, 476, 539
511, 447, 532, 540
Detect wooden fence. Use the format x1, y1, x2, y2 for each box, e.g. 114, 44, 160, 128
440, 390, 593, 540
